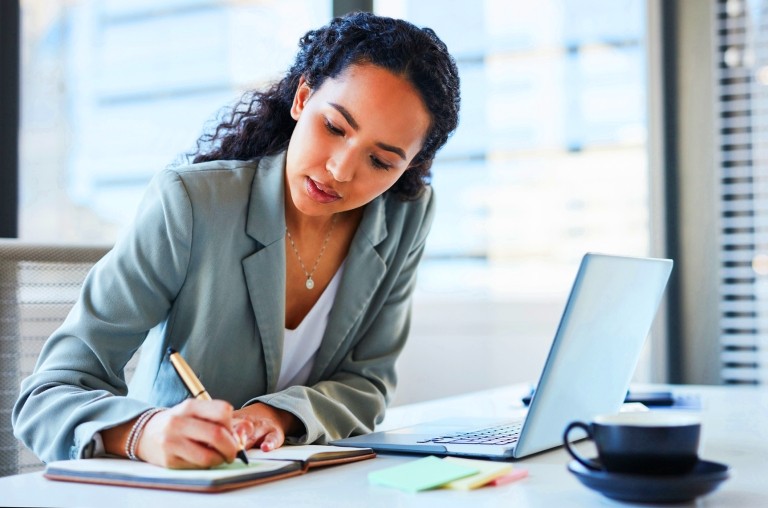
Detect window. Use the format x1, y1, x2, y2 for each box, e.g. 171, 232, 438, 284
19, 0, 331, 241
377, 1, 654, 402
19, 0, 655, 402
716, 0, 768, 384
376, 0, 649, 297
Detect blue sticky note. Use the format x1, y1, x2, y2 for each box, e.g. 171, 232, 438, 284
368, 456, 479, 493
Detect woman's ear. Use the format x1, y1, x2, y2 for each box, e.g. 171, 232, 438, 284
290, 76, 313, 121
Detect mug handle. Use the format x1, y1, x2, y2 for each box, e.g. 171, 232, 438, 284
563, 421, 603, 471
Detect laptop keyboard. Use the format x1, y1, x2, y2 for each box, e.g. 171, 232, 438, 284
418, 421, 524, 445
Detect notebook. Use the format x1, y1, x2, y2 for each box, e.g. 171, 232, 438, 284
332, 253, 673, 460
44, 445, 375, 493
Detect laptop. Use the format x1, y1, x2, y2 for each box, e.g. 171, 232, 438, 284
331, 253, 673, 460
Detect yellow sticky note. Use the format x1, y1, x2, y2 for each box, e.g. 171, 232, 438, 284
441, 457, 514, 490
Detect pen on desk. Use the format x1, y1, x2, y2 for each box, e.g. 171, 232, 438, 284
167, 347, 249, 465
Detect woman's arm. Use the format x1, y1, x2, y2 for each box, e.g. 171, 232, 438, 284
11, 170, 194, 463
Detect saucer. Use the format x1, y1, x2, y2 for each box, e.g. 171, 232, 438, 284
568, 459, 731, 503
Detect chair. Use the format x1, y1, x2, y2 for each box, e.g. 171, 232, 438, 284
0, 240, 114, 477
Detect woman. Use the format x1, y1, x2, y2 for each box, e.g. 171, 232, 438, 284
13, 12, 460, 469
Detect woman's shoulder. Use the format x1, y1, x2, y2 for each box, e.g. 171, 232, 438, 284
137, 160, 259, 220
370, 185, 435, 248
384, 184, 434, 221
159, 158, 265, 195
163, 154, 284, 189
166, 158, 259, 179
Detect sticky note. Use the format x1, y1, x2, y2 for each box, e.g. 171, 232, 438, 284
368, 456, 479, 493
486, 468, 529, 487
441, 457, 514, 490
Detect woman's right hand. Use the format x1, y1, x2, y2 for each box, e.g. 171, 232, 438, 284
104, 399, 252, 469
138, 399, 251, 469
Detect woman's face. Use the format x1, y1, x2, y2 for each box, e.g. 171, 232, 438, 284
285, 63, 431, 217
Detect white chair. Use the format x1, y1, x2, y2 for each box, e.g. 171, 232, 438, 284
0, 240, 113, 476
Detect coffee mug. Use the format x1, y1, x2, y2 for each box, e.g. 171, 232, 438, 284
563, 412, 701, 475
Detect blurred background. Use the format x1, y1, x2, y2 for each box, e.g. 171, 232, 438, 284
3, 0, 764, 404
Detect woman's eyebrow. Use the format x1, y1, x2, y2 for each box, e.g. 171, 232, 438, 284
329, 102, 407, 160
330, 102, 359, 130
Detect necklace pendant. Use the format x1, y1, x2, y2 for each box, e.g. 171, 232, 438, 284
305, 277, 315, 290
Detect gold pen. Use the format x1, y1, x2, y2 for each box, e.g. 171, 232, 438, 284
167, 347, 249, 464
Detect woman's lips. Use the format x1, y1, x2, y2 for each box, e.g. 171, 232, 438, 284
305, 177, 341, 203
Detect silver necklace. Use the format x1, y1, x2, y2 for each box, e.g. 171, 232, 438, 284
285, 214, 338, 290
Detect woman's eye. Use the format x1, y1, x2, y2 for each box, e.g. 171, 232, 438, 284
370, 156, 391, 171
324, 119, 343, 136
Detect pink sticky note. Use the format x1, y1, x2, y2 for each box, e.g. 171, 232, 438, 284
486, 469, 529, 487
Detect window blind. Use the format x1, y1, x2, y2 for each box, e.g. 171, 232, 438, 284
717, 0, 768, 384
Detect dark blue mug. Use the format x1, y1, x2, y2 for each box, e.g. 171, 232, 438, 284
563, 412, 701, 475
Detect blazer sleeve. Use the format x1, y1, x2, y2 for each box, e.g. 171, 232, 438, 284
12, 169, 193, 462
252, 189, 436, 444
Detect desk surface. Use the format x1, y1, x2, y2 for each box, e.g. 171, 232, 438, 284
3, 384, 768, 507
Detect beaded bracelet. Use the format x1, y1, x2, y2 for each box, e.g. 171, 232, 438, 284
125, 408, 165, 461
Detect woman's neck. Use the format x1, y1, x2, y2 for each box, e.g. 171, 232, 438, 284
284, 200, 338, 237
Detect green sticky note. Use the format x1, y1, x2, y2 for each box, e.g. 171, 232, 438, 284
368, 456, 479, 493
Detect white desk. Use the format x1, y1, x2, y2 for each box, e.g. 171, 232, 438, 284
2, 384, 768, 507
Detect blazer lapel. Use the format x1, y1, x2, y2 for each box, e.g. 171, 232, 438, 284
242, 153, 287, 393
310, 194, 388, 382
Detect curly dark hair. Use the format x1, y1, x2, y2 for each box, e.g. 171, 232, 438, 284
190, 12, 461, 199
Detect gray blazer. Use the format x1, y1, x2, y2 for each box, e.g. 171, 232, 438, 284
13, 152, 434, 463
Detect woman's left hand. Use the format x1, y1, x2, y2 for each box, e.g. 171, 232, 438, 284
233, 403, 302, 451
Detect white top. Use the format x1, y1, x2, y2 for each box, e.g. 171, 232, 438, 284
276, 261, 346, 392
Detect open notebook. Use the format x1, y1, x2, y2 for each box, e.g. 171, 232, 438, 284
333, 253, 673, 460
44, 445, 375, 493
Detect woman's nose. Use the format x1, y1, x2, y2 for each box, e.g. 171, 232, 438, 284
326, 149, 355, 182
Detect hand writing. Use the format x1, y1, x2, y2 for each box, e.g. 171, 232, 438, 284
136, 399, 253, 469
